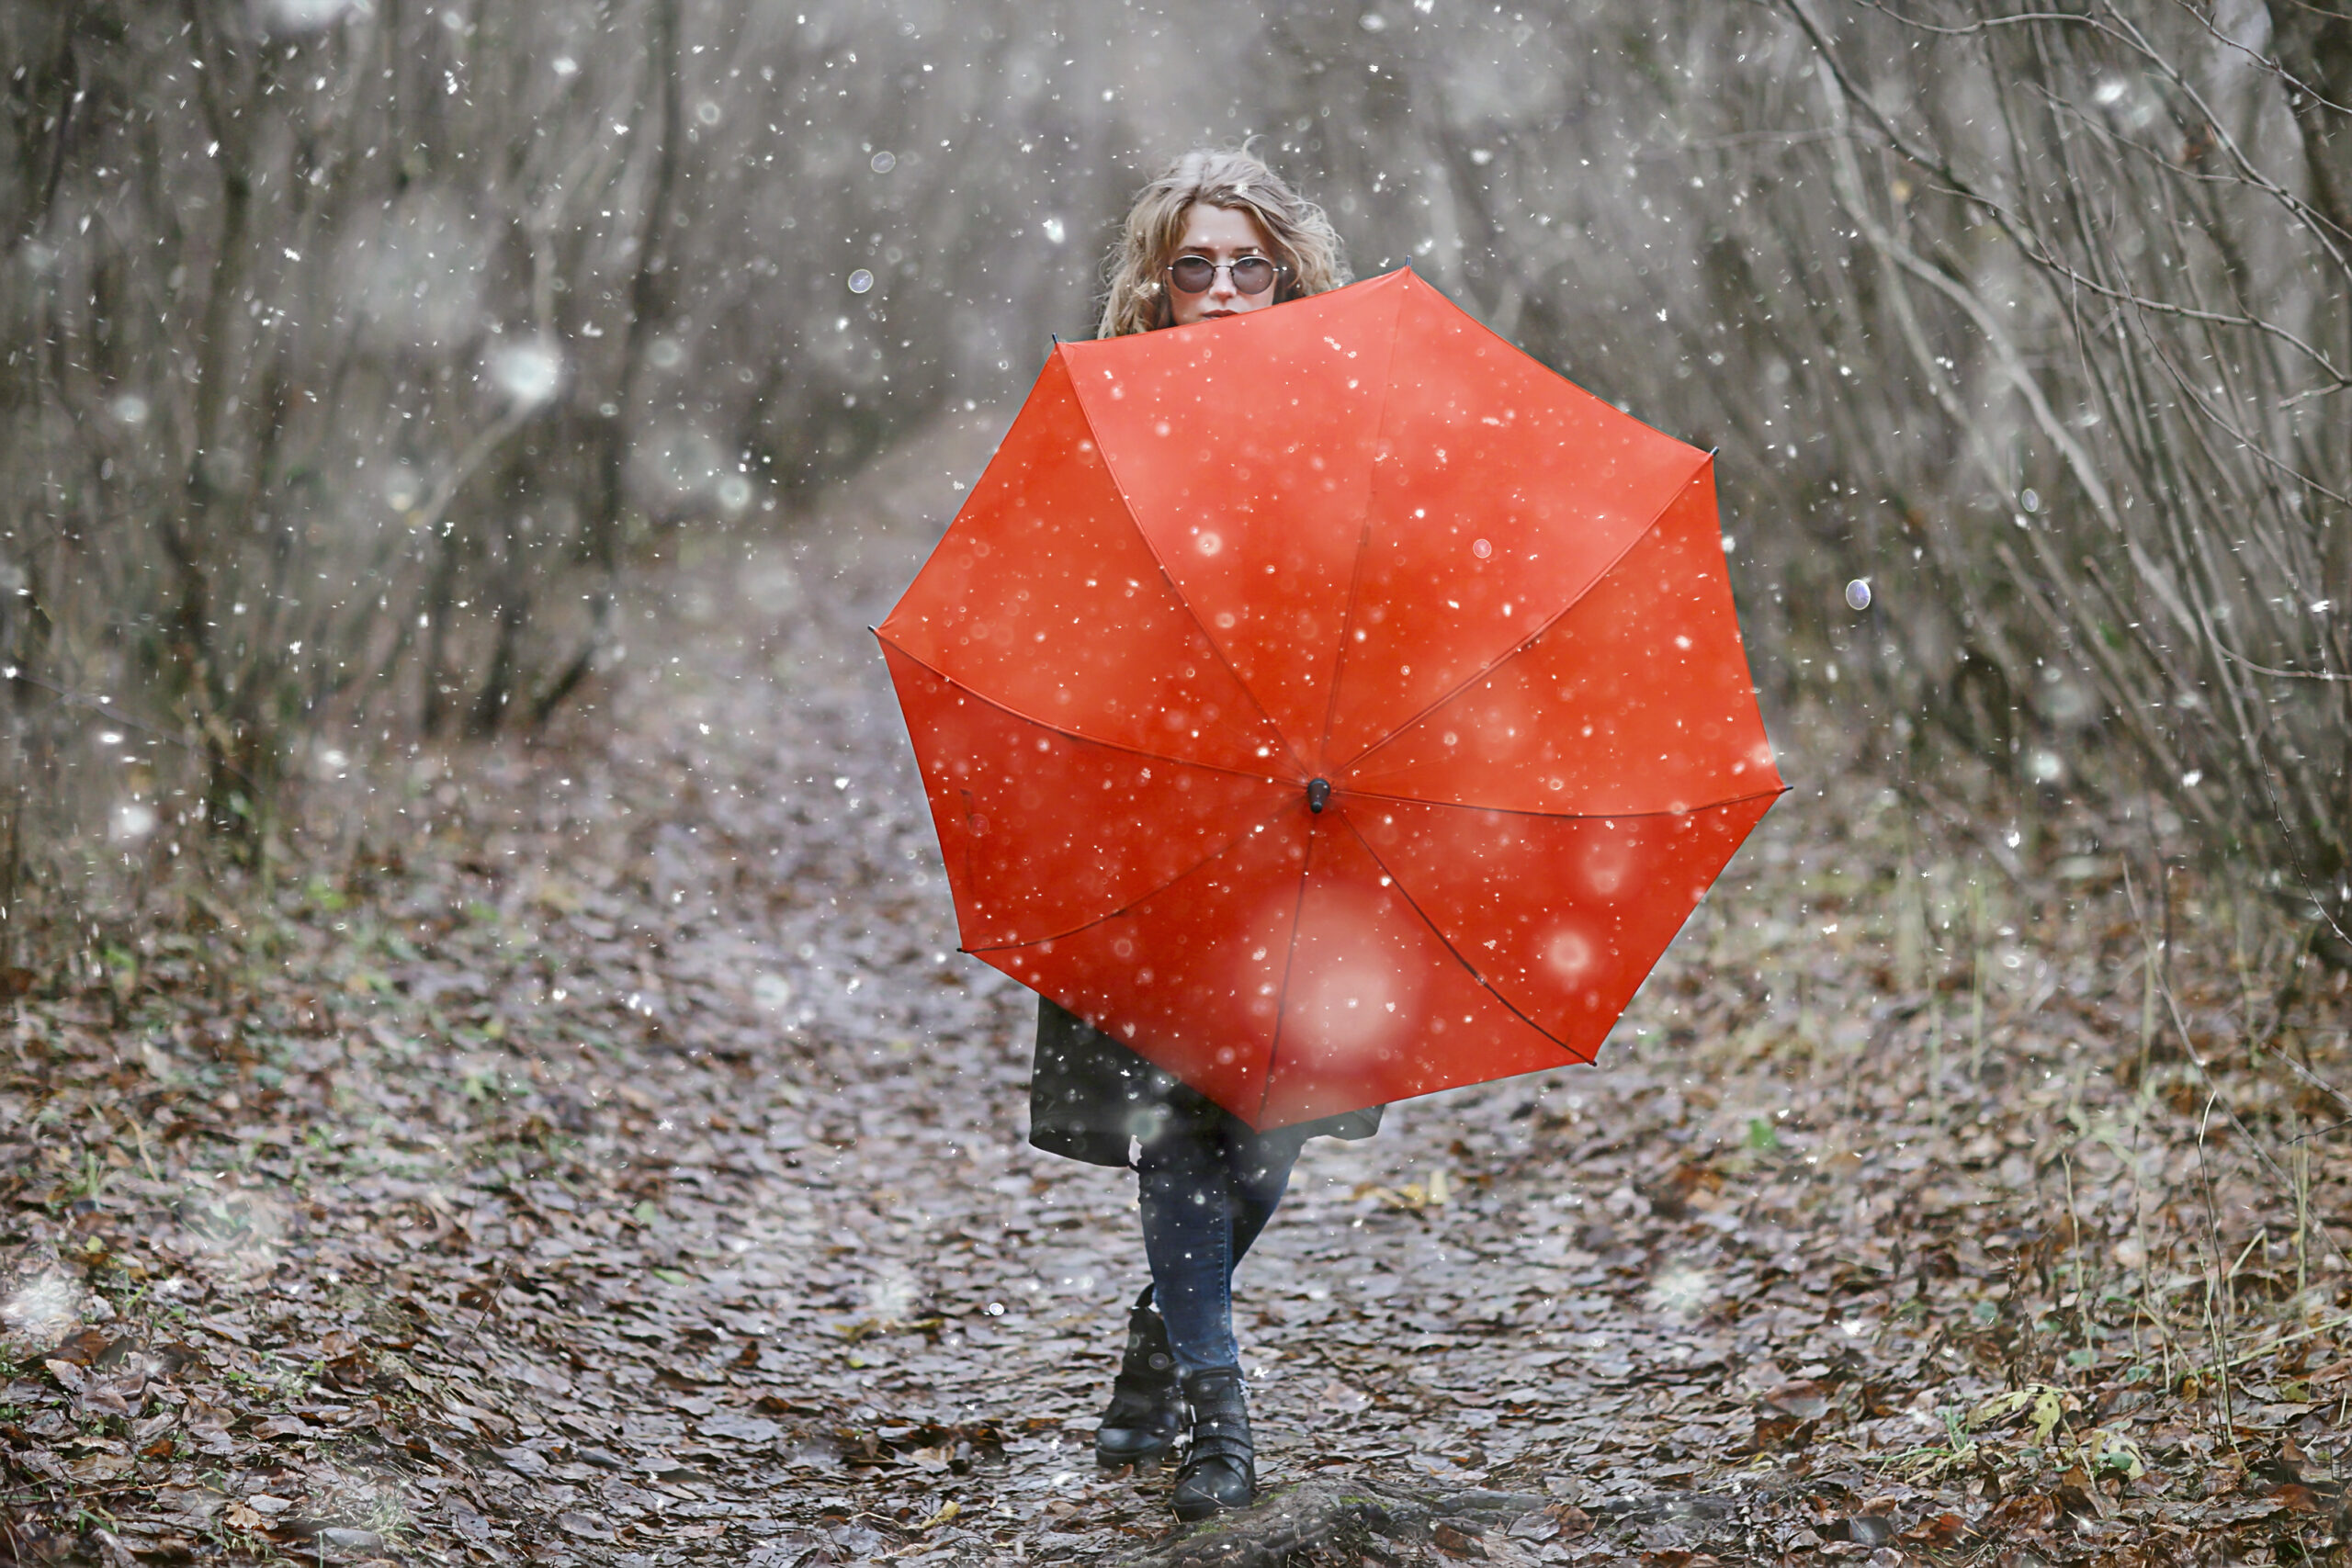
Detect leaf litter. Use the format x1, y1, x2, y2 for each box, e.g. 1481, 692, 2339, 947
6, 455, 2352, 1565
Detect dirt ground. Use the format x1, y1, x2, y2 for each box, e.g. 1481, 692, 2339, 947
6, 434, 2352, 1566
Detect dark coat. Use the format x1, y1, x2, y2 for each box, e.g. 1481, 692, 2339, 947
1027, 997, 1384, 1168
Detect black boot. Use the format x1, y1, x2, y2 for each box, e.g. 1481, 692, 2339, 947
1095, 1291, 1182, 1466
1171, 1366, 1256, 1520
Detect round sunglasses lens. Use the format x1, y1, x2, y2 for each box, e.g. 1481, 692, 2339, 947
1231, 259, 1275, 294
1168, 258, 1216, 293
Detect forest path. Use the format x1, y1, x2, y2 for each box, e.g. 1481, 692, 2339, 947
3, 425, 2336, 1567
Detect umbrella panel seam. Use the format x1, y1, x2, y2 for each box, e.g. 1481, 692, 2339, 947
1331, 809, 1592, 1063
1334, 451, 1719, 780
958, 793, 1305, 955
1314, 276, 1413, 766
1054, 343, 1312, 782
875, 632, 1300, 787
1253, 807, 1325, 1126
1334, 783, 1792, 823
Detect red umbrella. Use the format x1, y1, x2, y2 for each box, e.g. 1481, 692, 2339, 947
877, 268, 1784, 1129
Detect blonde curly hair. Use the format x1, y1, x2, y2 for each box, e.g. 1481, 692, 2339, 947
1096, 148, 1351, 339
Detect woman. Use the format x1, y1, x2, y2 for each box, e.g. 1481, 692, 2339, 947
1026, 148, 1379, 1523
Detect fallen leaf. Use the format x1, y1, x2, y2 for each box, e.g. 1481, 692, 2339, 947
557, 1511, 615, 1541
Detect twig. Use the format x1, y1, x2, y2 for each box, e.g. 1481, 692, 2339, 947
2211, 1311, 2352, 1372
1631, 128, 1846, 158
1899, 773, 2028, 885
461, 1259, 514, 1335
2212, 643, 2352, 684
2, 671, 258, 793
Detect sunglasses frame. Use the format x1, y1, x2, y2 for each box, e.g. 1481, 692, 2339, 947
1162, 253, 1290, 297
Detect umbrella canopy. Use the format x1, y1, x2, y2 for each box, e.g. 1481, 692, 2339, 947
877, 267, 1785, 1129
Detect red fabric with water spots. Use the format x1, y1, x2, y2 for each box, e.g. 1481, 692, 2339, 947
879, 268, 1785, 1128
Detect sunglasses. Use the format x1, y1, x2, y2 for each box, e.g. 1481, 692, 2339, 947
1164, 254, 1288, 296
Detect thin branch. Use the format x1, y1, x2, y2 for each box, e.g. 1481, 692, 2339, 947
2214, 643, 2352, 683
0, 672, 256, 792
2168, 0, 2352, 119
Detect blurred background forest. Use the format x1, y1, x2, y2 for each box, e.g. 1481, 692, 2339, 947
1, 0, 2346, 979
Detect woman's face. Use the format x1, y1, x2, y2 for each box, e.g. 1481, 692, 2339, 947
1162, 204, 1281, 328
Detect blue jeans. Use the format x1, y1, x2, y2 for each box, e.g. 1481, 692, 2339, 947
1136, 1102, 1309, 1376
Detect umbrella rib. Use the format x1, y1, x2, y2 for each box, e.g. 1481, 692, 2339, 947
1315, 276, 1411, 763
962, 795, 1304, 955
1057, 350, 1312, 781
876, 633, 1294, 786
1253, 814, 1322, 1127
1337, 783, 1791, 824
1333, 450, 1717, 779
1331, 812, 1589, 1061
